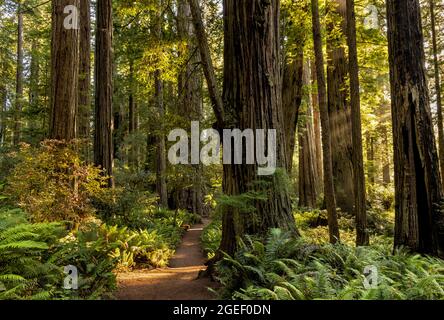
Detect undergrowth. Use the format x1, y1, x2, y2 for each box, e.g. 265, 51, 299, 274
215, 229, 444, 300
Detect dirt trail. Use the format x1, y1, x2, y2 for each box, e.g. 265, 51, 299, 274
116, 220, 217, 300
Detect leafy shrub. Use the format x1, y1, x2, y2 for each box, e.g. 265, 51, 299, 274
215, 229, 444, 300
92, 187, 158, 229
5, 140, 107, 224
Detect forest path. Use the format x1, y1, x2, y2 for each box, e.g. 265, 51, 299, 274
115, 219, 217, 300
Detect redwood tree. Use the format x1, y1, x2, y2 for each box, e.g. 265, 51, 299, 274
154, 3, 168, 208
298, 62, 318, 209
346, 0, 368, 246
50, 0, 79, 140
430, 0, 444, 188
312, 0, 340, 243
386, 0, 444, 257
216, 0, 299, 257
78, 0, 91, 142
94, 0, 114, 187
14, 2, 23, 145
326, 0, 354, 215
282, 51, 304, 174
177, 0, 203, 215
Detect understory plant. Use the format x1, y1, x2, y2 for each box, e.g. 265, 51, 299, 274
0, 208, 117, 300
5, 140, 107, 224
216, 229, 444, 300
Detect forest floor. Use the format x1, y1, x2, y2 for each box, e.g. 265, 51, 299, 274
115, 219, 217, 300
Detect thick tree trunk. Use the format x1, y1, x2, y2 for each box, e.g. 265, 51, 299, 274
94, 0, 114, 187
346, 0, 368, 246
430, 0, 444, 188
282, 51, 304, 173
326, 0, 354, 215
50, 0, 79, 140
216, 0, 298, 257
14, 4, 23, 145
312, 0, 340, 243
387, 0, 444, 257
78, 0, 91, 141
298, 63, 318, 208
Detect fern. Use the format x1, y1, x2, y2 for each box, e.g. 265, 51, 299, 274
216, 228, 444, 300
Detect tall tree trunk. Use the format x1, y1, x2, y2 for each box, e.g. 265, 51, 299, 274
216, 0, 299, 258
387, 0, 444, 257
311, 62, 323, 192
326, 0, 354, 215
78, 0, 91, 142
346, 0, 368, 246
29, 41, 40, 108
312, 0, 340, 243
128, 59, 137, 169
154, 71, 168, 207
14, 3, 23, 145
298, 63, 318, 208
282, 51, 304, 173
188, 0, 224, 130
154, 5, 168, 208
50, 0, 79, 140
28, 41, 40, 134
430, 0, 444, 188
94, 0, 114, 187
178, 0, 204, 215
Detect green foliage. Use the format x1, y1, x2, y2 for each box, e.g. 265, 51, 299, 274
95, 224, 175, 270
5, 140, 107, 224
93, 187, 159, 229
0, 208, 117, 300
201, 218, 222, 259
216, 229, 444, 300
88, 203, 199, 270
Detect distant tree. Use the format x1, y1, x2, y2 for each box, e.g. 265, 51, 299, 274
298, 62, 318, 209
154, 2, 168, 207
78, 0, 91, 144
13, 1, 23, 145
326, 0, 354, 215
312, 0, 340, 243
346, 0, 368, 246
